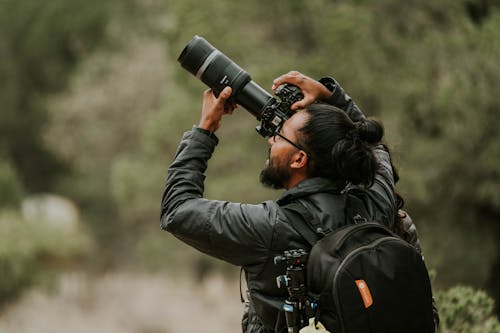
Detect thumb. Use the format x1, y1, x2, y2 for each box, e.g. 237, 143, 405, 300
219, 86, 232, 100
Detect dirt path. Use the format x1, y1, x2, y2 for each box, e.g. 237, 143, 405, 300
0, 271, 242, 333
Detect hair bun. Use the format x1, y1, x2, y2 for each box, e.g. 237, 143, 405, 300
331, 138, 378, 186
332, 119, 383, 186
356, 119, 384, 144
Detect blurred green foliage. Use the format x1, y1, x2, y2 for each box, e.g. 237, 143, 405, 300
0, 211, 92, 307
0, 0, 133, 192
0, 158, 24, 208
1, 0, 500, 321
436, 286, 500, 333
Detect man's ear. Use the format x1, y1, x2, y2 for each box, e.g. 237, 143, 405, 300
290, 151, 308, 169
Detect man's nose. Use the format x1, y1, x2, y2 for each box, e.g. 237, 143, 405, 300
267, 136, 274, 145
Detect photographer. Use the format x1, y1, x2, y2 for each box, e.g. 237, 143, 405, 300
160, 72, 396, 332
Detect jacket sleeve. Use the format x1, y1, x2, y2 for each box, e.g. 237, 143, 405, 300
160, 128, 277, 267
319, 76, 365, 122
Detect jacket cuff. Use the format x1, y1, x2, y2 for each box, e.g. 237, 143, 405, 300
193, 125, 219, 145
318, 76, 366, 122
318, 76, 343, 105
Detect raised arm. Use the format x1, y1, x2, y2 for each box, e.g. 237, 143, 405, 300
272, 71, 365, 122
160, 87, 275, 267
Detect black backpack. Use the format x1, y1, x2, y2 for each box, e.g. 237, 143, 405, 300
282, 194, 436, 333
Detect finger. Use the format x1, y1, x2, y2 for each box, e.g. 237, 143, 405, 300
219, 86, 232, 100
204, 88, 213, 97
272, 77, 293, 90
272, 71, 302, 90
291, 96, 315, 110
291, 101, 304, 110
226, 102, 238, 114
212, 87, 231, 111
279, 70, 301, 82
223, 103, 233, 114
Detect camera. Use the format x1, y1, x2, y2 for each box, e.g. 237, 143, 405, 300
177, 35, 303, 137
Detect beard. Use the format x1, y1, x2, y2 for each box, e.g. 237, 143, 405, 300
259, 155, 291, 190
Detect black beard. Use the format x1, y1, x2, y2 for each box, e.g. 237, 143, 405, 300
259, 162, 290, 190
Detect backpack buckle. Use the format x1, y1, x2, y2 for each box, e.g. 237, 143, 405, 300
315, 227, 331, 236
353, 214, 368, 224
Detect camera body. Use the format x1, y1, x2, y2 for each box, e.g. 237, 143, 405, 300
256, 84, 303, 137
177, 36, 303, 137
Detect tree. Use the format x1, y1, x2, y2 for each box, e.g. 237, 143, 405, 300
0, 0, 129, 192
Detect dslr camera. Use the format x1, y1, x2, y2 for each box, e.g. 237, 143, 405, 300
177, 36, 303, 137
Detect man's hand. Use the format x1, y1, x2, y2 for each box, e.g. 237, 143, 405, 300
199, 86, 237, 133
272, 71, 333, 110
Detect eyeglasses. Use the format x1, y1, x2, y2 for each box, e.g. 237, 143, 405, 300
272, 131, 309, 155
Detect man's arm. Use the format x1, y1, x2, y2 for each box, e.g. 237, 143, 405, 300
160, 88, 276, 267
160, 128, 276, 266
272, 71, 365, 122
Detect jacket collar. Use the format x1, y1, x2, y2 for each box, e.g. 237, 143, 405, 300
276, 177, 346, 206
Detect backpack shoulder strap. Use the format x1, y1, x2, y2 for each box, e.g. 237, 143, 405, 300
343, 188, 371, 224
281, 193, 346, 246
281, 202, 320, 247
281, 188, 371, 246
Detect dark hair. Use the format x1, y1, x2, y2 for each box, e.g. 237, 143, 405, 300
299, 103, 384, 186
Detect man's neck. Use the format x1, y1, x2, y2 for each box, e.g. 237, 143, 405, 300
285, 174, 308, 190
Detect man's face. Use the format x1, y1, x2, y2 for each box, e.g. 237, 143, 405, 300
260, 110, 309, 189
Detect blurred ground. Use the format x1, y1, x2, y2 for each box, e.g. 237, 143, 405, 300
0, 271, 242, 333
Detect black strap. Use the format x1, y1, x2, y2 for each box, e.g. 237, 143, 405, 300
281, 203, 318, 246
282, 190, 371, 247
281, 202, 323, 247
343, 190, 370, 224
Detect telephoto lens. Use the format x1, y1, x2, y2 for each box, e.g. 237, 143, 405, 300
177, 35, 274, 120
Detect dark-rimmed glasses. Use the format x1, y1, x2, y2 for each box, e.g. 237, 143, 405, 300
272, 131, 309, 156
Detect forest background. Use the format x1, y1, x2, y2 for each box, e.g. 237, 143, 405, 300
1, 0, 500, 332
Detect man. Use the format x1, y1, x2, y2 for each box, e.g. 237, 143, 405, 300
161, 72, 395, 332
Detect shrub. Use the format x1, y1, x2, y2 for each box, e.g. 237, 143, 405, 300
0, 210, 93, 307
436, 285, 500, 333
